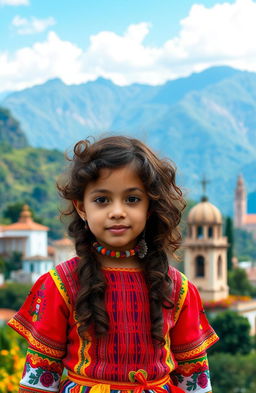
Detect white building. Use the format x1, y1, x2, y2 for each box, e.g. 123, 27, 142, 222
0, 204, 49, 258
184, 196, 256, 335
184, 197, 229, 302
0, 205, 53, 283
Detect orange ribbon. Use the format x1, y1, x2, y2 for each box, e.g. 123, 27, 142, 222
67, 370, 186, 393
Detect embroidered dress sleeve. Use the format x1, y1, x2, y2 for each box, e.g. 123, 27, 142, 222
19, 346, 64, 393
170, 280, 219, 393
7, 270, 70, 393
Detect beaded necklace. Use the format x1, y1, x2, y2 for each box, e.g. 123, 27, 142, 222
92, 240, 147, 259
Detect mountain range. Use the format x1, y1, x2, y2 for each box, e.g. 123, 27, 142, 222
1, 66, 256, 215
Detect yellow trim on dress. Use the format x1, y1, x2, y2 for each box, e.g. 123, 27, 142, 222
174, 272, 188, 323
174, 333, 219, 360
163, 321, 176, 373
8, 317, 64, 358
74, 320, 92, 375
49, 268, 71, 311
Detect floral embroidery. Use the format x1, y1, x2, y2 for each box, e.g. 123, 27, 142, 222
187, 370, 210, 391
20, 348, 62, 392
171, 355, 212, 392
197, 372, 208, 389
28, 283, 47, 322
171, 370, 210, 391
40, 371, 55, 387
28, 367, 59, 386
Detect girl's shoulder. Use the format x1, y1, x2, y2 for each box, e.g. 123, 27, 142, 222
55, 256, 79, 277
168, 265, 189, 323
168, 265, 188, 295
50, 256, 80, 305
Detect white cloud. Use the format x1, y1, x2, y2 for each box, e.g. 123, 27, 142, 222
2, 0, 256, 92
0, 32, 85, 92
0, 0, 29, 5
12, 15, 56, 35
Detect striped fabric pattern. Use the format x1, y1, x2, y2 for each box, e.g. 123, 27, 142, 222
82, 267, 173, 381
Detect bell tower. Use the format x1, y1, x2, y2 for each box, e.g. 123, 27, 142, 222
234, 175, 247, 228
184, 197, 229, 302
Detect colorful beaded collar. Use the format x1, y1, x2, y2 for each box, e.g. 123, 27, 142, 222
93, 241, 140, 259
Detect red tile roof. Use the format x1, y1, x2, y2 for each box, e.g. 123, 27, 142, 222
2, 205, 48, 232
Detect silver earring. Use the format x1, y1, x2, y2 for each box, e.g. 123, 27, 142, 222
81, 217, 89, 230
137, 230, 148, 259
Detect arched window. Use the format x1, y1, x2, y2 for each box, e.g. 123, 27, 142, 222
195, 255, 205, 277
217, 255, 222, 278
197, 226, 203, 239
208, 226, 213, 238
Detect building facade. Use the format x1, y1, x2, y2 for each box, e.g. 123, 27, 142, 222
234, 175, 256, 240
184, 197, 229, 302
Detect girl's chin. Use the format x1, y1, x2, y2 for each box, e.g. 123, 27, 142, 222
97, 240, 136, 251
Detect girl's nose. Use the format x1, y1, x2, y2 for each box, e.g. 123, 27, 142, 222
108, 202, 126, 219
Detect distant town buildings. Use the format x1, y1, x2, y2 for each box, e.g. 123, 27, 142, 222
0, 204, 48, 258
184, 195, 256, 335
0, 204, 75, 283
234, 175, 256, 240
184, 197, 229, 302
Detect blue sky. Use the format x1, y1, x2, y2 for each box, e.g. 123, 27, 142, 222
1, 0, 233, 51
0, 0, 255, 92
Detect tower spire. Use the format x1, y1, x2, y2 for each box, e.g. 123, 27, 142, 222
200, 175, 210, 202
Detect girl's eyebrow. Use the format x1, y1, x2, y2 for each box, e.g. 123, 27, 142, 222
89, 187, 145, 195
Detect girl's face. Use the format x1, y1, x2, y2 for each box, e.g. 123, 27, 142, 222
75, 165, 149, 251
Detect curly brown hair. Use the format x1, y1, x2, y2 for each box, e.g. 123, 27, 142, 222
57, 136, 186, 345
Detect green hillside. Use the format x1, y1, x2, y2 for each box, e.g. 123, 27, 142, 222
2, 67, 256, 214
0, 143, 66, 239
0, 107, 28, 149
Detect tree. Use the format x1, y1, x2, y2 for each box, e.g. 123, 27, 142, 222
228, 267, 256, 297
209, 352, 256, 393
0, 282, 31, 310
234, 228, 256, 261
4, 251, 23, 279
2, 202, 25, 223
225, 216, 233, 270
210, 310, 251, 354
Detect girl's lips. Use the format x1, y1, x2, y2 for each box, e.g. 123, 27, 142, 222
107, 226, 130, 235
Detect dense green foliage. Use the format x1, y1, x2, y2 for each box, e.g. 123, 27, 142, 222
1, 252, 22, 278
225, 217, 234, 270
234, 228, 256, 261
228, 268, 256, 297
0, 325, 26, 353
0, 282, 31, 310
0, 146, 67, 239
209, 352, 256, 393
0, 107, 28, 149
210, 310, 252, 354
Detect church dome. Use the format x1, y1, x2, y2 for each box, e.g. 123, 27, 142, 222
188, 199, 222, 225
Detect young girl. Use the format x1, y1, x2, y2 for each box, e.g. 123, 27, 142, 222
8, 136, 218, 393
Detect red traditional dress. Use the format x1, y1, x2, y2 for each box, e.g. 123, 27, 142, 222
8, 257, 218, 393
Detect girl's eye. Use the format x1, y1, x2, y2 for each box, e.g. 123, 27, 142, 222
126, 196, 140, 203
94, 196, 109, 204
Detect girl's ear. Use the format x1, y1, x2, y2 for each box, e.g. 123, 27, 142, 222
73, 200, 87, 221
